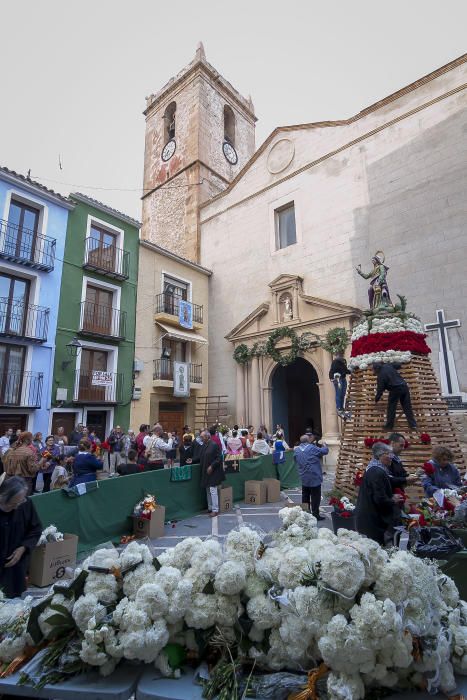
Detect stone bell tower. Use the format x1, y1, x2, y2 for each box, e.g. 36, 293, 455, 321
141, 42, 257, 263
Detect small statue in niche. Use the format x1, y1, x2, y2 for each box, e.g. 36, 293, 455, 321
281, 294, 293, 321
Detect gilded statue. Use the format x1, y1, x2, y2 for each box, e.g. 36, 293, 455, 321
356, 251, 392, 310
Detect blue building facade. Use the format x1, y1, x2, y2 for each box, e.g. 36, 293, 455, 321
0, 167, 73, 437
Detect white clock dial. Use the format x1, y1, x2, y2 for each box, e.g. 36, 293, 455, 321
223, 141, 238, 165
161, 139, 176, 162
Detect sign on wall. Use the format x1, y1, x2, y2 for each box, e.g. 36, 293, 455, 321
179, 300, 193, 329
173, 362, 190, 397
91, 370, 113, 387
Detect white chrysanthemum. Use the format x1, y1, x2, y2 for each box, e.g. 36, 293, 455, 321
113, 597, 148, 631
166, 578, 193, 624
157, 537, 203, 571
0, 634, 29, 662
437, 575, 460, 609
119, 541, 153, 569
190, 539, 223, 575
317, 544, 365, 598
118, 619, 169, 663
122, 562, 156, 599
80, 637, 109, 666
184, 593, 218, 629
254, 547, 282, 583
277, 546, 309, 589
290, 586, 334, 634
244, 573, 267, 599
337, 531, 387, 587
84, 572, 119, 605
82, 547, 119, 571
246, 594, 281, 630
224, 527, 261, 574
216, 594, 241, 626
183, 567, 211, 594
214, 561, 247, 595
327, 671, 365, 700
72, 593, 105, 632
248, 623, 264, 643
155, 566, 182, 594
135, 583, 169, 619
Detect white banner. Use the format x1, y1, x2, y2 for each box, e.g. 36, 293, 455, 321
173, 362, 190, 397
91, 370, 113, 387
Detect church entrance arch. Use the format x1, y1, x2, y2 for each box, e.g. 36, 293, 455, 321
271, 357, 321, 445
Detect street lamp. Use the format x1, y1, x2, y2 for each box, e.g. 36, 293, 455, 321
62, 337, 83, 370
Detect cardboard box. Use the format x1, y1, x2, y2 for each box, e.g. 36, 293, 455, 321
217, 486, 233, 512
29, 534, 78, 588
263, 478, 281, 503
244, 480, 267, 505
133, 505, 166, 539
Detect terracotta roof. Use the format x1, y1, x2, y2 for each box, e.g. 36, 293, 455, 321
201, 52, 467, 210
139, 239, 212, 276
0, 165, 73, 207
70, 192, 141, 228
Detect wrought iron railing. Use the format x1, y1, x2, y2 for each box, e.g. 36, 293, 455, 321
83, 238, 129, 280
154, 292, 203, 325
0, 370, 43, 407
79, 301, 126, 340
0, 298, 49, 342
73, 370, 123, 403
0, 219, 56, 271
153, 359, 202, 384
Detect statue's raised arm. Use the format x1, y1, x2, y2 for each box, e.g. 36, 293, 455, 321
357, 251, 392, 310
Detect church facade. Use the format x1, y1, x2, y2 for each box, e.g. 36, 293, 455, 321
136, 46, 467, 454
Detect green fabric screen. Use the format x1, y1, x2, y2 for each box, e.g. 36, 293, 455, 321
31, 454, 299, 554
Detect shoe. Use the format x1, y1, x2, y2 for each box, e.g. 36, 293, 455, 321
209, 512, 219, 518
207, 509, 212, 514
314, 514, 326, 521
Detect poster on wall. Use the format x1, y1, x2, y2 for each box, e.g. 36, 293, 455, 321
91, 370, 113, 386
179, 300, 193, 329
173, 362, 190, 397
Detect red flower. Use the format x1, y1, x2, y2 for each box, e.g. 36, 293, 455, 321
404, 440, 410, 449
101, 440, 111, 451
444, 498, 456, 512
329, 497, 341, 506
339, 511, 352, 518
420, 433, 431, 444
353, 470, 364, 486
394, 487, 407, 502
419, 513, 428, 526
364, 437, 375, 448
351, 330, 431, 357
422, 461, 435, 475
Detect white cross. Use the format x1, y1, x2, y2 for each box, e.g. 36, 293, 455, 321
424, 309, 461, 395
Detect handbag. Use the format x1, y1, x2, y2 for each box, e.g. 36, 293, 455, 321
170, 464, 192, 482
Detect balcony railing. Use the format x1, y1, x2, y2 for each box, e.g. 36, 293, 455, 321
153, 359, 202, 384
79, 301, 126, 340
73, 370, 123, 404
83, 238, 129, 280
0, 371, 43, 408
0, 219, 56, 271
155, 292, 203, 325
0, 299, 49, 342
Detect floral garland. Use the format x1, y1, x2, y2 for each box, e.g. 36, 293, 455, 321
265, 327, 300, 367
233, 327, 318, 367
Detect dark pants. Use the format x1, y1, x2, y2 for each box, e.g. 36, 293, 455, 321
146, 461, 164, 471
385, 385, 416, 429
42, 473, 52, 493
302, 485, 322, 517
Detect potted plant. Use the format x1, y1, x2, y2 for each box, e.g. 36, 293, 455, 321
327, 489, 357, 534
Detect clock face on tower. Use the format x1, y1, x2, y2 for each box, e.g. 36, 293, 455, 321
222, 140, 238, 165
161, 139, 176, 162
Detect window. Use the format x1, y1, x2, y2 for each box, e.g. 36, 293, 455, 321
87, 224, 117, 272
223, 105, 235, 146
0, 273, 29, 336
0, 343, 25, 404
275, 203, 297, 250
83, 285, 114, 336
163, 275, 188, 315
163, 101, 176, 142
160, 339, 187, 380
78, 348, 109, 401
6, 200, 40, 261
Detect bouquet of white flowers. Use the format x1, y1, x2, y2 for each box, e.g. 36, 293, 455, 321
38, 525, 64, 545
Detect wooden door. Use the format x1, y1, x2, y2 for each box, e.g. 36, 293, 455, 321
84, 286, 113, 336
52, 412, 77, 439
79, 349, 108, 402
0, 413, 27, 435
158, 410, 185, 437
88, 225, 116, 273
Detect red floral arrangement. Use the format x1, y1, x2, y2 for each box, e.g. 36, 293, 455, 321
101, 440, 111, 451
328, 495, 355, 517
422, 461, 435, 475
364, 437, 389, 448
351, 330, 431, 357
420, 433, 431, 444
393, 487, 408, 503
353, 469, 364, 486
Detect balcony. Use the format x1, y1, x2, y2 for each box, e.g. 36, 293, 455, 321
154, 292, 203, 328
79, 301, 126, 340
0, 371, 43, 408
153, 359, 202, 386
0, 219, 56, 271
0, 299, 49, 343
83, 238, 129, 280
73, 370, 123, 404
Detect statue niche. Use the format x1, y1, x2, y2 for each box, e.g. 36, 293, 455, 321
279, 293, 293, 322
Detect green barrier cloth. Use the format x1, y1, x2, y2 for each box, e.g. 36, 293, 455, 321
31, 453, 299, 554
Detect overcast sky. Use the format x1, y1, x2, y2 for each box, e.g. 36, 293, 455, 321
2, 0, 466, 220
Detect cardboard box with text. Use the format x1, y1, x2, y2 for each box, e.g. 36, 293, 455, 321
263, 478, 281, 503
218, 486, 233, 512
133, 505, 166, 539
244, 480, 267, 505
29, 534, 78, 588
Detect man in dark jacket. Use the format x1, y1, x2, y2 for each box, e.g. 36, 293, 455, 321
329, 352, 351, 418
373, 362, 417, 431
199, 430, 224, 518
356, 442, 403, 545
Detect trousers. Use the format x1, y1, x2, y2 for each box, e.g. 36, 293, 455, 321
386, 385, 416, 429
302, 484, 322, 517
206, 486, 219, 513
333, 378, 347, 411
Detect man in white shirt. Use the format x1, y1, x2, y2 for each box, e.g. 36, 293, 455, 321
0, 428, 13, 457
145, 426, 173, 470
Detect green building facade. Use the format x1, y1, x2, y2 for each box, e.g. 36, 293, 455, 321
51, 193, 140, 440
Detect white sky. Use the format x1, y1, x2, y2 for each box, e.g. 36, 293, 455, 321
1, 0, 466, 220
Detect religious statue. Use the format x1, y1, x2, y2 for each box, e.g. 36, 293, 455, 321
178, 366, 185, 392
281, 294, 293, 321
356, 251, 392, 310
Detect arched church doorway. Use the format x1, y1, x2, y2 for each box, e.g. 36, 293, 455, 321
271, 357, 321, 445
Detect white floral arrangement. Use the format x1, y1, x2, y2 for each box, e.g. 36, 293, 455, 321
0, 508, 466, 699
349, 349, 412, 371
38, 525, 64, 546
340, 496, 355, 512
351, 316, 423, 341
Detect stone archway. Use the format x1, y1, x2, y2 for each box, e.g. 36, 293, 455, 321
270, 357, 321, 445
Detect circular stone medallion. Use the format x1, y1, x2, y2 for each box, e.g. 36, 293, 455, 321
267, 138, 295, 174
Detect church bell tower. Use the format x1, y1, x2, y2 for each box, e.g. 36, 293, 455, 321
141, 43, 257, 263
